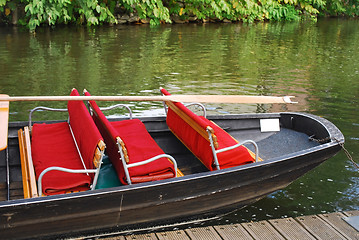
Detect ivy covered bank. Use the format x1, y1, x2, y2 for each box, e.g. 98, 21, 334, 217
0, 0, 358, 31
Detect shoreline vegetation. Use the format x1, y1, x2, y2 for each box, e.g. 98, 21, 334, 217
0, 0, 358, 31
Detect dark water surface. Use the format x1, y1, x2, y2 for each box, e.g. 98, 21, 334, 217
0, 19, 358, 225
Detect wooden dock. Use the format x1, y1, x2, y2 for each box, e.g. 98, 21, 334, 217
98, 210, 359, 240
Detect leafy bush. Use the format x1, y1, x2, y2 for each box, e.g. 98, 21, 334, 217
25, 0, 117, 30
0, 0, 358, 31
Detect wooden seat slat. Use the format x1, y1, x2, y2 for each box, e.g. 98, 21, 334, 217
24, 127, 39, 198
18, 127, 39, 198
18, 129, 31, 199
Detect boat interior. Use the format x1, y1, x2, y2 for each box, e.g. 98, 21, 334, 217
0, 91, 322, 202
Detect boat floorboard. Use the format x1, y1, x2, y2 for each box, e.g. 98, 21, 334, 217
97, 211, 359, 240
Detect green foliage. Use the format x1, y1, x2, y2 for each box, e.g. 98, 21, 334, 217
324, 0, 347, 15
166, 0, 321, 23
134, 0, 171, 24
24, 0, 117, 30
0, 0, 8, 14
0, 0, 358, 31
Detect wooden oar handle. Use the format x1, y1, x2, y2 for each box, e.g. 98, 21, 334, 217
0, 94, 9, 151
170, 95, 297, 104
0, 95, 296, 104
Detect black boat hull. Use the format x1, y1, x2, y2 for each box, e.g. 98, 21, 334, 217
0, 112, 344, 239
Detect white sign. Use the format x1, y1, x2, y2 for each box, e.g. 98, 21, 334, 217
260, 119, 280, 132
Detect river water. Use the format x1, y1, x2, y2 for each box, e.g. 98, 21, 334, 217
0, 19, 358, 225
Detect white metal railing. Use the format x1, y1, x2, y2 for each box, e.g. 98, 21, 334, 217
207, 127, 259, 170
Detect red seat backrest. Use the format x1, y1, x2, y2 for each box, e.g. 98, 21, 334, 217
67, 89, 103, 170
84, 91, 125, 174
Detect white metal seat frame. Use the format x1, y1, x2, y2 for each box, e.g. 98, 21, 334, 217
117, 142, 178, 185
29, 107, 105, 196
206, 127, 259, 170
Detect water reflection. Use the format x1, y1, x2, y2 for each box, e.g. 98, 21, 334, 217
0, 19, 358, 223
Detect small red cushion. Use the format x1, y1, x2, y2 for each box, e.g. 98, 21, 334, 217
161, 88, 255, 170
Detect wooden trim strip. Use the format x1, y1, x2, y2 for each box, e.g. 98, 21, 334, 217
206, 126, 219, 149
165, 101, 210, 142
18, 129, 31, 199
93, 140, 106, 168
116, 137, 129, 163
176, 168, 184, 177
23, 127, 39, 198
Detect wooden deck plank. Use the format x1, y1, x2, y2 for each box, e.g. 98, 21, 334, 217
156, 230, 190, 240
268, 217, 316, 240
214, 224, 254, 240
185, 226, 222, 240
241, 220, 285, 239
98, 211, 359, 240
125, 233, 158, 239
319, 212, 359, 239
101, 236, 126, 240
344, 210, 359, 217
296, 214, 349, 240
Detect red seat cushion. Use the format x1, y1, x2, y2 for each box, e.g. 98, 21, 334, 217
111, 119, 175, 184
161, 88, 255, 170
31, 89, 103, 195
203, 116, 255, 169
85, 91, 176, 185
31, 122, 92, 195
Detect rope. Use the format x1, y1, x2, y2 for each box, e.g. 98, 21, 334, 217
338, 140, 359, 170
309, 135, 359, 171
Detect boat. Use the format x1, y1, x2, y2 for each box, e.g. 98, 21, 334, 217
0, 108, 344, 239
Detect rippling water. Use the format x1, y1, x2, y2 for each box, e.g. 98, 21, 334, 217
0, 19, 358, 223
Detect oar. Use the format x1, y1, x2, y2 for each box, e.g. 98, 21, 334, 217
0, 95, 9, 151
0, 95, 296, 104
0, 94, 295, 150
